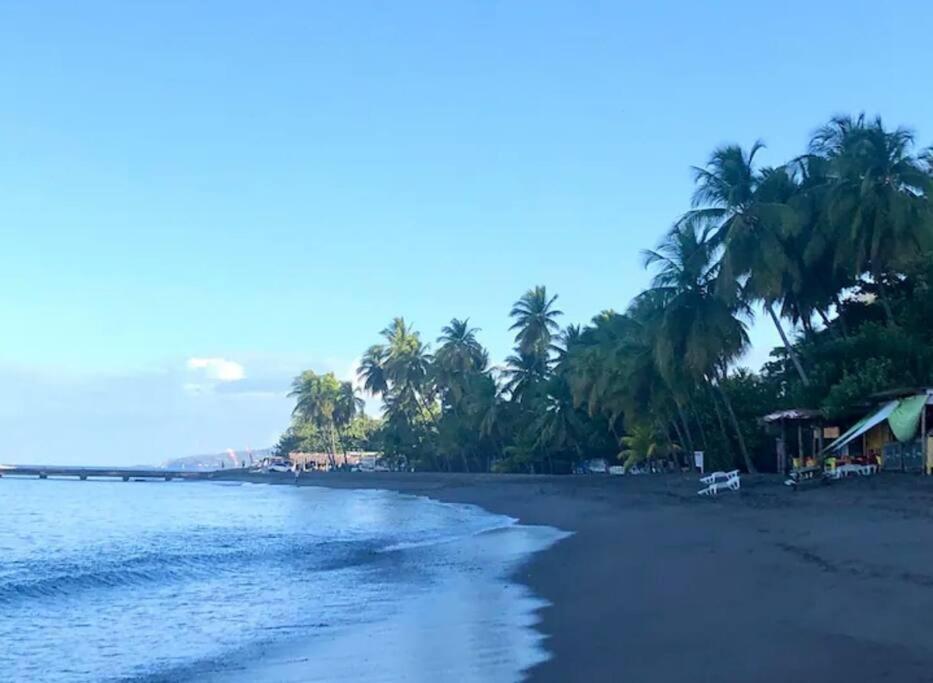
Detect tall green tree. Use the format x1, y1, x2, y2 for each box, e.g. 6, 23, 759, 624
509, 286, 563, 367
810, 114, 933, 324
288, 371, 362, 468
642, 222, 756, 472
682, 142, 811, 385
357, 318, 438, 469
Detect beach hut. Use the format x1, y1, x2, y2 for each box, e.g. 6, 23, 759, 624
761, 409, 828, 473
823, 388, 933, 473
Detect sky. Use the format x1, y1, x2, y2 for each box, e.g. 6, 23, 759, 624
2, 1, 932, 465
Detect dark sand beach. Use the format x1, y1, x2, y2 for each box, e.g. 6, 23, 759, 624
220, 470, 933, 682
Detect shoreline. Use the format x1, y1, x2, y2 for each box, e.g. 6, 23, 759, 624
216, 470, 933, 682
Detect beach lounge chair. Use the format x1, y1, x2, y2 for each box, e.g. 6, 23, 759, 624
700, 469, 739, 485
698, 470, 741, 496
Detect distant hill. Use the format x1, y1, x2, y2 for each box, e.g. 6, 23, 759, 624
161, 447, 274, 471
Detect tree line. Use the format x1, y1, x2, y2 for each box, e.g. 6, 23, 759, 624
278, 113, 933, 474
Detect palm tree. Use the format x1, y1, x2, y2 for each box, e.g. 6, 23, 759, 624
782, 153, 855, 338
509, 286, 563, 367
435, 318, 486, 376
433, 318, 493, 472
503, 351, 546, 402
683, 142, 811, 385
528, 379, 586, 473
642, 222, 757, 472
333, 381, 365, 464
618, 422, 678, 471
810, 114, 933, 324
357, 345, 388, 397
554, 324, 583, 362
289, 370, 345, 468
357, 318, 438, 469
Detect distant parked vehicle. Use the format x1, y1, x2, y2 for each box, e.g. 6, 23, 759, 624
578, 458, 608, 474
266, 460, 292, 473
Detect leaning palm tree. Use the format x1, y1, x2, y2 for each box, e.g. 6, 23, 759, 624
642, 222, 757, 472
682, 142, 811, 385
357, 345, 388, 397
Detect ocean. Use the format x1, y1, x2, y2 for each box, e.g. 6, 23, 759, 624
0, 477, 566, 682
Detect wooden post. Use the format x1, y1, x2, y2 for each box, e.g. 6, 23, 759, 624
798, 423, 804, 465
922, 400, 929, 475
778, 417, 787, 474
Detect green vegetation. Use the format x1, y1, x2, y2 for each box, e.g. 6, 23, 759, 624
274, 370, 373, 467
279, 113, 933, 473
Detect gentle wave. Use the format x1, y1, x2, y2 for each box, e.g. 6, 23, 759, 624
378, 517, 518, 552
0, 519, 521, 604
0, 537, 384, 604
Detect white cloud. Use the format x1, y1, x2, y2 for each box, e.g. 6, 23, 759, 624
186, 357, 246, 382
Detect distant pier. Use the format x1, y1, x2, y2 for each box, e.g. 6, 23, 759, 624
0, 465, 213, 482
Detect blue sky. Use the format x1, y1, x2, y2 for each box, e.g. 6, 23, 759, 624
2, 1, 931, 465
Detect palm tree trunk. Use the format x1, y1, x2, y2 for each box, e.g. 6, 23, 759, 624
715, 379, 756, 473
876, 278, 896, 326
669, 418, 687, 462
669, 418, 684, 447
328, 427, 338, 470
766, 302, 810, 386
802, 316, 815, 338
816, 308, 841, 340
691, 405, 710, 452
338, 429, 348, 466
833, 294, 850, 337
676, 405, 695, 468
706, 382, 733, 466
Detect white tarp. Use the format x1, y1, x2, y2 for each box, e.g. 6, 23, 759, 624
826, 400, 898, 453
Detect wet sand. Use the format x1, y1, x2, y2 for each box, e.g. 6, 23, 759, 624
220, 470, 933, 682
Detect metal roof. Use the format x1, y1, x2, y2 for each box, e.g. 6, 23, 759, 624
761, 408, 822, 423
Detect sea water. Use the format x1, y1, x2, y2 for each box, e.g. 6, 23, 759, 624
0, 477, 566, 682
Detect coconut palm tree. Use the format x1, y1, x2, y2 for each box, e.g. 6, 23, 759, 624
509, 285, 563, 366
356, 318, 438, 469
289, 370, 346, 468
781, 153, 855, 338
435, 318, 487, 376
503, 351, 546, 402
809, 114, 933, 324
333, 381, 365, 463
357, 345, 388, 397
618, 422, 678, 471
682, 142, 811, 385
642, 222, 756, 472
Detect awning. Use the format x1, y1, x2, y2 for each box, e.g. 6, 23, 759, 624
888, 394, 928, 442
826, 401, 897, 453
